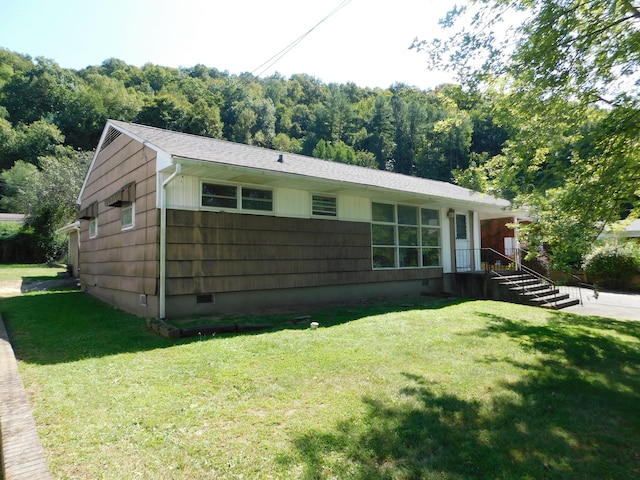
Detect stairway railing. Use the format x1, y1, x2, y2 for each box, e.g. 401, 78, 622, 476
456, 248, 583, 307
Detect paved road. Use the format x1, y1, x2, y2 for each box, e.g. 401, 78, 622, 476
560, 287, 640, 321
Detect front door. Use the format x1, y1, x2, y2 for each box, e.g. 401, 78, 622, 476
455, 213, 471, 271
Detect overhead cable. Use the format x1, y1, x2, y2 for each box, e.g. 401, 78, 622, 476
251, 0, 353, 78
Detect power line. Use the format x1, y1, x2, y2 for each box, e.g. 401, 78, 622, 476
251, 0, 353, 78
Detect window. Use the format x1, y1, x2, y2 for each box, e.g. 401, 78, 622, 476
89, 217, 98, 238
398, 205, 419, 267
202, 183, 273, 212
421, 209, 441, 266
455, 214, 468, 240
242, 187, 272, 211
372, 202, 397, 268
371, 202, 441, 269
202, 183, 237, 209
312, 195, 337, 217
121, 201, 134, 230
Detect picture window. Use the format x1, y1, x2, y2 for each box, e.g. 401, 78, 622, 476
371, 202, 441, 269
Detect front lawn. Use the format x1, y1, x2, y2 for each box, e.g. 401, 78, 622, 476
1, 274, 638, 479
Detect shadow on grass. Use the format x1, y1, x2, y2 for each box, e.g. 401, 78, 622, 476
280, 312, 640, 479
20, 274, 79, 293
0, 290, 465, 365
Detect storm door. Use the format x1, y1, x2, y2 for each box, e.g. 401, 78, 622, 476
454, 213, 471, 271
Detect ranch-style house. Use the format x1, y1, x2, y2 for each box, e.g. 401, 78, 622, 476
75, 120, 519, 318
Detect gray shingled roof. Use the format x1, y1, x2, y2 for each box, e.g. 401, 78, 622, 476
108, 120, 510, 209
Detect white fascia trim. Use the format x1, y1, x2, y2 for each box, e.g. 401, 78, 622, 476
77, 120, 171, 206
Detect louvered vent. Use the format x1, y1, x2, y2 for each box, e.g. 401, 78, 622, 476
101, 127, 122, 150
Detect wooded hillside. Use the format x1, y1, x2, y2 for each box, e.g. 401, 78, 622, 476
0, 47, 508, 185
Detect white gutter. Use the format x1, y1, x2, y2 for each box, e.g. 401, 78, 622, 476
159, 163, 181, 319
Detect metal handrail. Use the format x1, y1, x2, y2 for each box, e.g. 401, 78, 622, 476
470, 248, 583, 307
490, 265, 561, 305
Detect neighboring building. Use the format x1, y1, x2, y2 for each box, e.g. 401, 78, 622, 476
623, 219, 640, 240
56, 221, 80, 277
0, 213, 26, 224
76, 120, 518, 319
598, 218, 640, 242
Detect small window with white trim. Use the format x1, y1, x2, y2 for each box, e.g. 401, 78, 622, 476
121, 201, 134, 230
89, 217, 98, 238
242, 187, 273, 211
201, 182, 273, 212
202, 183, 238, 209
312, 194, 337, 217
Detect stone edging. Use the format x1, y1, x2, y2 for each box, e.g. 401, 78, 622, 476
0, 313, 51, 480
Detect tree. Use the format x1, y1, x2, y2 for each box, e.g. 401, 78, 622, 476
272, 133, 302, 153
390, 90, 427, 175
415, 90, 473, 182
1, 149, 90, 260
415, 0, 640, 268
3, 120, 66, 168
312, 139, 358, 164
0, 160, 38, 212
136, 94, 190, 132
1, 57, 80, 125
365, 94, 396, 169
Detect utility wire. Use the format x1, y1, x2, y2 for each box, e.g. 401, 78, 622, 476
251, 0, 353, 78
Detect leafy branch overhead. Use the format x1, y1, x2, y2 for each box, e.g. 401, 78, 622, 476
413, 0, 640, 268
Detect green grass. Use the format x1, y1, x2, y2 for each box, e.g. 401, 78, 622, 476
0, 263, 66, 284
1, 268, 639, 479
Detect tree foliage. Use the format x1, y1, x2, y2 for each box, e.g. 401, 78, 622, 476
1, 149, 90, 261
415, 0, 640, 268
583, 241, 640, 289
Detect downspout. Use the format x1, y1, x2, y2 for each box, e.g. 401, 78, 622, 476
160, 163, 181, 319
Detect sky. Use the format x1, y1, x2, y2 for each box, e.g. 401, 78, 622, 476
0, 0, 456, 90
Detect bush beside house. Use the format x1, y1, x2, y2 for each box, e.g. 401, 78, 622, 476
583, 242, 640, 291
0, 222, 41, 262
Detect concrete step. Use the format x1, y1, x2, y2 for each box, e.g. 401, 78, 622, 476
497, 276, 540, 286
510, 283, 556, 294
493, 273, 534, 282
490, 270, 580, 311
528, 292, 570, 304
540, 297, 581, 310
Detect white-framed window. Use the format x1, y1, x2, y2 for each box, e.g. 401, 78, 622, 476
121, 201, 135, 230
421, 209, 441, 267
455, 213, 468, 240
202, 183, 237, 209
242, 187, 273, 211
201, 182, 273, 212
311, 194, 337, 217
371, 202, 441, 269
372, 202, 397, 268
89, 217, 98, 238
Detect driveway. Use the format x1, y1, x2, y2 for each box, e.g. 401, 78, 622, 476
560, 287, 640, 321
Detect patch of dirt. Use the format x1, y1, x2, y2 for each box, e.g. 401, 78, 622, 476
0, 280, 21, 298
0, 278, 80, 298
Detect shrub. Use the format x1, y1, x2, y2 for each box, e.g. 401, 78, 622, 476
0, 221, 58, 263
582, 242, 640, 290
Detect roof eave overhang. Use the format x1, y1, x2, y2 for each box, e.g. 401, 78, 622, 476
77, 120, 173, 206
163, 156, 518, 219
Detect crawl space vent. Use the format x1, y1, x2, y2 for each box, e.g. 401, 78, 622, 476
196, 294, 214, 304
